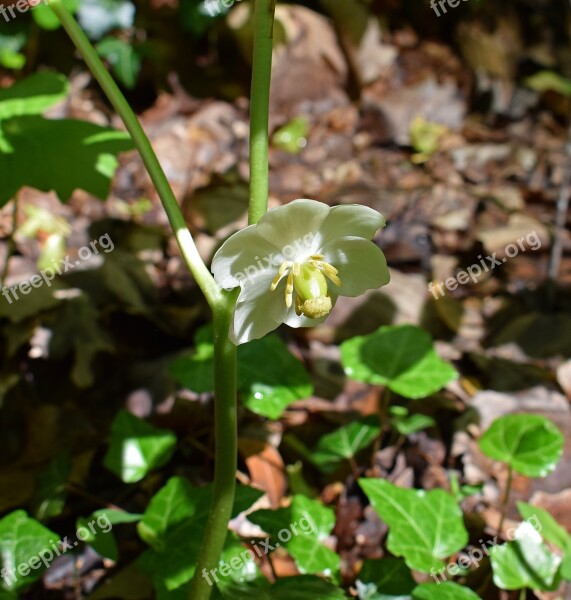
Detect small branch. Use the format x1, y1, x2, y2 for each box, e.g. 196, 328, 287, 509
498, 465, 513, 535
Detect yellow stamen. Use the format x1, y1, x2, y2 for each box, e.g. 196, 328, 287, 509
285, 271, 294, 308
270, 261, 292, 291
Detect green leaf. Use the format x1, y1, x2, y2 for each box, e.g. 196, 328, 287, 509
0, 510, 58, 592
31, 452, 71, 520
249, 495, 340, 575
103, 410, 177, 483
517, 502, 571, 580
76, 509, 142, 561
525, 71, 571, 97
412, 582, 481, 599
0, 115, 133, 206
0, 72, 68, 120
341, 325, 457, 399
137, 477, 262, 590
170, 328, 313, 419
490, 522, 562, 591
312, 416, 380, 472
97, 37, 141, 89
479, 414, 564, 478
356, 557, 415, 599
359, 479, 468, 573
272, 117, 309, 154
32, 0, 80, 30
391, 409, 435, 436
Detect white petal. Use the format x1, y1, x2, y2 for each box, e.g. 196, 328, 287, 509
256, 199, 329, 259
211, 225, 282, 291
317, 204, 385, 248
283, 294, 338, 329
230, 289, 289, 344
321, 237, 390, 297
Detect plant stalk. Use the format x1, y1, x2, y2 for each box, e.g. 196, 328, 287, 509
498, 465, 513, 535
248, 0, 276, 225
189, 300, 238, 600
49, 0, 222, 310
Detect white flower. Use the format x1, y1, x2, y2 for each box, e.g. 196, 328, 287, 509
211, 199, 390, 345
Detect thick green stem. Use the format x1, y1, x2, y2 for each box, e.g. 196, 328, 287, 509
248, 0, 276, 225
189, 300, 238, 600
48, 0, 222, 310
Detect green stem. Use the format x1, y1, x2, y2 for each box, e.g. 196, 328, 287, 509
48, 0, 222, 310
498, 465, 513, 535
519, 588, 526, 600
248, 0, 276, 225
189, 299, 238, 600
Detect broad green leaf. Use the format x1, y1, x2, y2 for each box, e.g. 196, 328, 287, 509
97, 37, 141, 89
0, 510, 58, 592
0, 115, 133, 206
76, 509, 142, 561
103, 410, 177, 483
391, 409, 435, 436
31, 453, 71, 520
525, 71, 571, 97
479, 414, 564, 478
170, 328, 313, 419
517, 502, 571, 580
412, 582, 481, 599
490, 522, 562, 591
356, 557, 415, 599
137, 477, 262, 590
0, 72, 68, 120
249, 495, 340, 575
341, 325, 457, 399
359, 479, 468, 573
312, 416, 380, 472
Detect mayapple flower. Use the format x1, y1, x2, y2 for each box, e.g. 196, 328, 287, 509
211, 199, 390, 345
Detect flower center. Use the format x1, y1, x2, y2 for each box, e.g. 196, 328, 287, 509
270, 254, 342, 319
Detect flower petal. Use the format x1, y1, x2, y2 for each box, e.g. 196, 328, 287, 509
283, 294, 338, 329
321, 237, 390, 296
256, 199, 329, 258
317, 204, 386, 247
231, 289, 289, 344
211, 225, 282, 291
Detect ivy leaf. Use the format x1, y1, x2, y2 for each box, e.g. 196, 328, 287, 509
312, 416, 380, 472
517, 502, 571, 580
490, 522, 562, 591
76, 509, 142, 561
0, 510, 58, 592
359, 479, 468, 573
341, 325, 457, 399
479, 414, 564, 478
412, 582, 481, 599
137, 477, 262, 591
0, 72, 68, 120
356, 557, 415, 599
0, 115, 133, 206
249, 495, 340, 575
103, 410, 177, 483
170, 328, 313, 419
